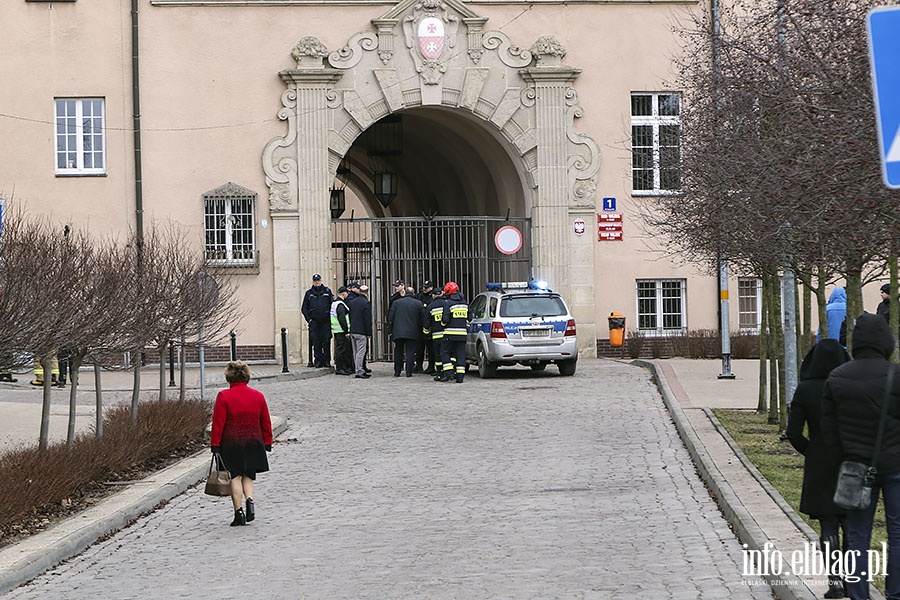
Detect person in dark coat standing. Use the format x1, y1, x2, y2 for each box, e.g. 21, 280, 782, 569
822, 313, 900, 600
210, 361, 273, 527
414, 280, 436, 373
388, 286, 424, 377
345, 282, 372, 379
878, 283, 891, 323
301, 274, 334, 368
787, 339, 850, 598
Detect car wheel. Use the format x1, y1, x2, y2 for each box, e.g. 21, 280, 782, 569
477, 345, 497, 379
557, 359, 577, 376
530, 363, 547, 371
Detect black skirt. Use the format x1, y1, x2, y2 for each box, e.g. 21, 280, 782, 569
220, 440, 269, 480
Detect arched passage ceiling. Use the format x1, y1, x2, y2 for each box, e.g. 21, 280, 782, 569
342, 107, 528, 219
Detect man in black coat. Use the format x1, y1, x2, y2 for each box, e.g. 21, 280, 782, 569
787, 339, 850, 598
301, 274, 334, 368
878, 283, 892, 323
822, 313, 900, 600
388, 286, 424, 377
345, 282, 372, 379
414, 280, 435, 373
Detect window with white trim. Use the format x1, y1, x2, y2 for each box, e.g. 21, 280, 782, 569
203, 182, 257, 266
631, 93, 681, 194
738, 277, 762, 332
636, 279, 686, 334
55, 98, 106, 175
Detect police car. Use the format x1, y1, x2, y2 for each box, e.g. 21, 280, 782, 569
465, 281, 577, 377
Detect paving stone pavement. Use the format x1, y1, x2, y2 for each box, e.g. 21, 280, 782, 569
3, 359, 773, 599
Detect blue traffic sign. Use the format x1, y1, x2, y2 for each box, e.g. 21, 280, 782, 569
601, 197, 616, 211
868, 7, 900, 189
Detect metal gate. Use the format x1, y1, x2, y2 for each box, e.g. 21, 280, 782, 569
331, 217, 532, 359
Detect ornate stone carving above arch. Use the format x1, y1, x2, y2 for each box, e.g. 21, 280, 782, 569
261, 0, 600, 360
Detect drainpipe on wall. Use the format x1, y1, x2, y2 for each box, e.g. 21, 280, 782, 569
131, 0, 144, 247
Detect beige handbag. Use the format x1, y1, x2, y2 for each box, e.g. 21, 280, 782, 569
204, 454, 232, 496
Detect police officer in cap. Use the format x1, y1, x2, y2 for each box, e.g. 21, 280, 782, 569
301, 274, 334, 368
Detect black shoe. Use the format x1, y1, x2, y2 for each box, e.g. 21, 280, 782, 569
413, 365, 423, 373
230, 508, 246, 526
364, 367, 372, 373
424, 368, 435, 375
355, 373, 370, 379
406, 373, 413, 377
245, 499, 255, 523
394, 373, 401, 377
455, 375, 464, 383
307, 362, 315, 368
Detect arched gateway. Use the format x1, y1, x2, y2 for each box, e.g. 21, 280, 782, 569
263, 0, 600, 363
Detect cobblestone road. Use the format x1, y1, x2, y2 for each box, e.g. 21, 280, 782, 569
5, 359, 772, 599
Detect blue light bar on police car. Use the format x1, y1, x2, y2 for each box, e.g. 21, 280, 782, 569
485, 281, 552, 292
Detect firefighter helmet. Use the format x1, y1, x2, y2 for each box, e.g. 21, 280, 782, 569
443, 281, 459, 294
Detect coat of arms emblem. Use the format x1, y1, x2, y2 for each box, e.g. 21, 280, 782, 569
417, 17, 445, 60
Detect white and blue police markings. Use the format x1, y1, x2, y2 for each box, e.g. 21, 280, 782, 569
868, 6, 900, 189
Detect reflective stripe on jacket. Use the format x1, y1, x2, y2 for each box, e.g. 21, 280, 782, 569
442, 294, 468, 340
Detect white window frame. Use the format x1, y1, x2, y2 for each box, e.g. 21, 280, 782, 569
630, 92, 681, 195
55, 98, 106, 176
203, 184, 258, 267
636, 279, 687, 336
738, 277, 763, 333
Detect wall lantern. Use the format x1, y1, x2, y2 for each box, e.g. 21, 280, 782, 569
374, 171, 398, 208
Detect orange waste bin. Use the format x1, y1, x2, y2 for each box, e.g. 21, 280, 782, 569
608, 312, 626, 348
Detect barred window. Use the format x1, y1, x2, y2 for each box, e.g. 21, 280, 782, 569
738, 278, 762, 332
637, 279, 686, 334
203, 183, 257, 266
55, 98, 105, 175
631, 93, 681, 194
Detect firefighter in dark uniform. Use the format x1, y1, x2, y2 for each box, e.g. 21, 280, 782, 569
440, 281, 469, 383
428, 287, 449, 381
415, 280, 436, 373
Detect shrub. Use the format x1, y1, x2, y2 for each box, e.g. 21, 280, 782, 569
0, 398, 211, 546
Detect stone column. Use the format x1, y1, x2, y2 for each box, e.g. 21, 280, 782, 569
264, 37, 343, 364
521, 38, 596, 357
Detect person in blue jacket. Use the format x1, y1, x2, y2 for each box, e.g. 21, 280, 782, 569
822, 287, 847, 345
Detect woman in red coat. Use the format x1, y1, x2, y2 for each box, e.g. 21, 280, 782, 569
210, 361, 273, 526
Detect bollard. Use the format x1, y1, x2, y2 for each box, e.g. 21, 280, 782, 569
168, 340, 176, 387
281, 327, 289, 373
230, 330, 237, 361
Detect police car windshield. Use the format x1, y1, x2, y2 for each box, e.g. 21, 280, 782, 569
499, 295, 567, 318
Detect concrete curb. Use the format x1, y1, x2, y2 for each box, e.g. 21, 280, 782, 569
0, 417, 290, 595
635, 360, 817, 600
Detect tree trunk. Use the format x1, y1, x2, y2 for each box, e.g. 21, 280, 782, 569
94, 363, 103, 438
131, 352, 141, 423
38, 355, 52, 451
765, 274, 780, 424
845, 266, 863, 355
890, 254, 898, 363
66, 349, 87, 448
800, 278, 812, 358
758, 294, 768, 414
159, 343, 167, 401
